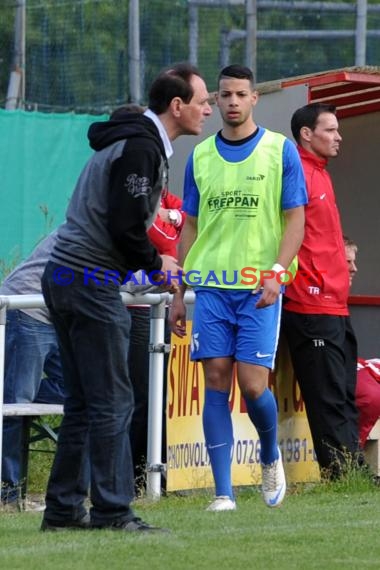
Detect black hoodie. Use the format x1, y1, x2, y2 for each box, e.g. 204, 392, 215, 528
51, 113, 168, 280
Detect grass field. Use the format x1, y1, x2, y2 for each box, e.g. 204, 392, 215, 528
1, 476, 380, 570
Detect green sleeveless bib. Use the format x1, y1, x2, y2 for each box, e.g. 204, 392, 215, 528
184, 129, 297, 288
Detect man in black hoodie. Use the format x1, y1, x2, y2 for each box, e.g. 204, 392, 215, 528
40, 63, 212, 532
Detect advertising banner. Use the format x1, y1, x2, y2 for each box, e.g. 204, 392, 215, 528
166, 322, 320, 491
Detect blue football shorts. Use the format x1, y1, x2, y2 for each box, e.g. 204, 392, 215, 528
190, 287, 282, 369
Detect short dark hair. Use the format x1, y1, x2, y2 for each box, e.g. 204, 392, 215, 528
148, 62, 202, 115
110, 104, 145, 120
291, 102, 337, 143
218, 65, 255, 88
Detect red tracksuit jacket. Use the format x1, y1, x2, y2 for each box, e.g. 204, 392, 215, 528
284, 146, 349, 316
147, 190, 185, 257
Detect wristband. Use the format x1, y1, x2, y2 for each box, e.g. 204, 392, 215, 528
271, 263, 285, 274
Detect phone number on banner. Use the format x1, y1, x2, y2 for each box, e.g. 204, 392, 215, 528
233, 438, 317, 465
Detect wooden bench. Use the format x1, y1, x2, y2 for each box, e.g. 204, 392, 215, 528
364, 418, 380, 477
2, 403, 64, 505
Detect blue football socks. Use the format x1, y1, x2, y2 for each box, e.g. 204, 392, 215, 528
203, 388, 234, 499
244, 388, 279, 465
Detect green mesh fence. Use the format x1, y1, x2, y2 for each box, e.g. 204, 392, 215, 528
0, 109, 106, 275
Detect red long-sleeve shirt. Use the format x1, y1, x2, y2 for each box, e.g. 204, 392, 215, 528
284, 146, 349, 315
147, 190, 185, 257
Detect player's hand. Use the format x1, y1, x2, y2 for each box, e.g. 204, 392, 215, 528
169, 294, 187, 337
254, 275, 281, 308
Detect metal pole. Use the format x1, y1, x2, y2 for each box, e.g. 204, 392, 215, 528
5, 0, 26, 109
245, 0, 257, 77
220, 28, 230, 68
355, 0, 367, 66
0, 305, 7, 488
128, 0, 141, 103
146, 300, 167, 500
188, 0, 379, 13
19, 0, 25, 106
189, 4, 199, 65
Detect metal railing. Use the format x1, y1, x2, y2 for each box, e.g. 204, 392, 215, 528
0, 290, 195, 501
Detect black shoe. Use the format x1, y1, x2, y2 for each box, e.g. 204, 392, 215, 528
92, 516, 169, 533
40, 512, 91, 532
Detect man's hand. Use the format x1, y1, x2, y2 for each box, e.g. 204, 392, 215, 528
158, 207, 170, 223
169, 293, 187, 337
158, 207, 180, 225
254, 273, 281, 308
152, 254, 182, 293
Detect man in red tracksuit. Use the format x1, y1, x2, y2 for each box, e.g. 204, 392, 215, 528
282, 102, 361, 479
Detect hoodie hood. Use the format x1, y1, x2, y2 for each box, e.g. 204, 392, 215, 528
88, 113, 165, 156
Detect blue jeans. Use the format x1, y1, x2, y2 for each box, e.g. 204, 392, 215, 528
41, 261, 135, 525
1, 310, 65, 504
